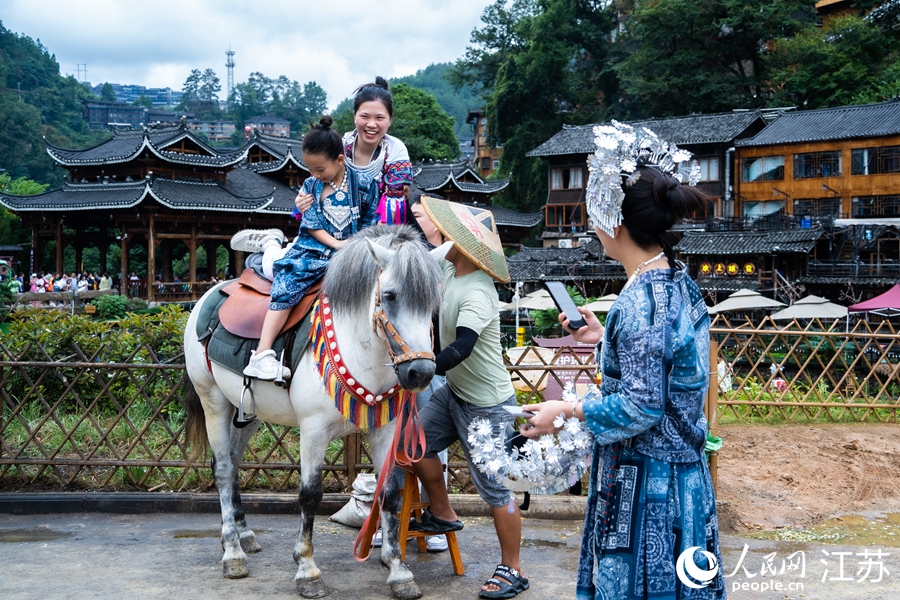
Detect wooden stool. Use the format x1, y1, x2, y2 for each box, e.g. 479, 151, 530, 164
361, 459, 464, 576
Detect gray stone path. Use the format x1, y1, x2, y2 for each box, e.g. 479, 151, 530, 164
1, 511, 899, 599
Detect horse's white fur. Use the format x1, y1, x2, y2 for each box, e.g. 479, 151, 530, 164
183, 236, 439, 597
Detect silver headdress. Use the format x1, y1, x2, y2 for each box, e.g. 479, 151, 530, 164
585, 120, 701, 237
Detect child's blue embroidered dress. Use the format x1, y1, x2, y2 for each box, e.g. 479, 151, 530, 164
270, 169, 379, 311
577, 267, 726, 600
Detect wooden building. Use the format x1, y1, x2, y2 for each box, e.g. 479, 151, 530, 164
527, 111, 768, 249
466, 108, 504, 179
734, 100, 900, 301
0, 121, 303, 302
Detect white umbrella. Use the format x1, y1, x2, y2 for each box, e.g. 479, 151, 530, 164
771, 295, 848, 320
499, 288, 553, 311
518, 295, 558, 310
525, 289, 551, 298
708, 289, 786, 314
582, 293, 619, 313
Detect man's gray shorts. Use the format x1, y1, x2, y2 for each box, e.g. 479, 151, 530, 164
418, 383, 517, 509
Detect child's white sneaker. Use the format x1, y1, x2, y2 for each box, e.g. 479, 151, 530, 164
231, 228, 285, 253
243, 349, 291, 380
426, 535, 448, 552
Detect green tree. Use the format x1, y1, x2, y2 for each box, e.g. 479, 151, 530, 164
389, 83, 459, 162
0, 173, 47, 247
451, 0, 613, 211
392, 63, 479, 137
100, 82, 117, 101
132, 94, 153, 109
613, 0, 815, 118
198, 68, 221, 104
765, 14, 895, 108
0, 22, 109, 186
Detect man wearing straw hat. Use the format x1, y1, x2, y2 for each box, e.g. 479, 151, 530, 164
408, 196, 528, 599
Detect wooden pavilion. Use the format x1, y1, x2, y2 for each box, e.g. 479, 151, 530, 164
0, 122, 306, 302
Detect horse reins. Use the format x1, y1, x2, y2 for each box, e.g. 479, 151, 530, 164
354, 273, 433, 561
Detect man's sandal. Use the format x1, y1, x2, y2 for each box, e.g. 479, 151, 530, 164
478, 564, 529, 599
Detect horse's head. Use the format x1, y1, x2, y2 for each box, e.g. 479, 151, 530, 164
324, 225, 451, 392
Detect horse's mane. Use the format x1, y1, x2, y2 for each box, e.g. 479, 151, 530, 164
324, 224, 442, 316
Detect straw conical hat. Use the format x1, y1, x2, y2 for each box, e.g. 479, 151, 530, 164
420, 196, 509, 283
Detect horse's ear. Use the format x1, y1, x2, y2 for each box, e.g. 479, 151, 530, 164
430, 241, 454, 262
365, 238, 396, 267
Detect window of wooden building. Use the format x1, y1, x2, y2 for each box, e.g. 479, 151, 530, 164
550, 167, 584, 190
851, 146, 900, 175
853, 195, 900, 217
545, 204, 584, 229
741, 155, 784, 182
678, 157, 719, 182
794, 197, 842, 217
793, 151, 842, 179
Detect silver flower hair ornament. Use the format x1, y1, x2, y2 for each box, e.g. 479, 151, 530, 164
467, 384, 595, 495
585, 120, 701, 237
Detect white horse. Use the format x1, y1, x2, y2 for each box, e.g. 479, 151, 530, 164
182, 225, 450, 599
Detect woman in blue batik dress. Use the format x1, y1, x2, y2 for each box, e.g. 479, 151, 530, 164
520, 124, 726, 599
240, 115, 379, 381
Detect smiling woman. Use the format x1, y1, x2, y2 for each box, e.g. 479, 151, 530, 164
342, 77, 414, 225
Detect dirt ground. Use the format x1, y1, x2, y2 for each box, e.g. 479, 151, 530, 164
716, 423, 900, 532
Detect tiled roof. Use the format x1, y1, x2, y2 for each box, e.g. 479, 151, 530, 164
483, 205, 543, 228
258, 179, 300, 215
507, 241, 621, 281
0, 169, 275, 213
0, 181, 148, 212
800, 276, 900, 286
528, 110, 766, 157
412, 160, 510, 195
46, 123, 247, 167
415, 161, 481, 186
735, 101, 900, 147
675, 227, 823, 255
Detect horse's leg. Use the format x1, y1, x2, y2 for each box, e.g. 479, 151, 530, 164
369, 425, 421, 600
206, 402, 254, 579
292, 419, 329, 598
230, 419, 262, 554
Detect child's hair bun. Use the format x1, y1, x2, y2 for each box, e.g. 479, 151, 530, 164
374, 76, 389, 90
318, 115, 334, 129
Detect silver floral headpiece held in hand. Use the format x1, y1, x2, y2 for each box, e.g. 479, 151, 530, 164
585, 120, 701, 237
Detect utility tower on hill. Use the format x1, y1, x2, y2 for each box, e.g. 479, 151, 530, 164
226, 48, 235, 105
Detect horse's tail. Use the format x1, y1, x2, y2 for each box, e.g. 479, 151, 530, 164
182, 376, 209, 462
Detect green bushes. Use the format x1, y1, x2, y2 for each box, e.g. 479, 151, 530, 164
2, 305, 188, 415
92, 294, 127, 319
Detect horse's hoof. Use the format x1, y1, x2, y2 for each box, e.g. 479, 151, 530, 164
297, 576, 328, 598
223, 558, 249, 579
390, 580, 422, 600
240, 535, 262, 553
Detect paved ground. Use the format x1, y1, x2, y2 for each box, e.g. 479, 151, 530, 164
2, 511, 900, 599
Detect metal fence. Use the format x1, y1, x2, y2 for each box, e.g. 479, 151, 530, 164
2, 319, 898, 492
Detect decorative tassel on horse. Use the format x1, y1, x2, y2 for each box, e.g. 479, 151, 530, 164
311, 296, 408, 430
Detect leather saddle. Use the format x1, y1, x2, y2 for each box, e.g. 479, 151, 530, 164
218, 269, 322, 339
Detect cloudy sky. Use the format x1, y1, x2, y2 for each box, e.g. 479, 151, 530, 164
3, 0, 493, 109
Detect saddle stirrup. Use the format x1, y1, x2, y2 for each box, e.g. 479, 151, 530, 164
274, 348, 288, 388
234, 375, 257, 428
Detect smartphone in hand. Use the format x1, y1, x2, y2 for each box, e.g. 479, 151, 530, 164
545, 281, 587, 330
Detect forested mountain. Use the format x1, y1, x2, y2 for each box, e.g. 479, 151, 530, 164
0, 21, 109, 187
391, 63, 479, 138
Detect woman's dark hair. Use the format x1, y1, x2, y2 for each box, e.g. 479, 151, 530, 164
353, 76, 393, 117
621, 166, 707, 266
302, 115, 343, 160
